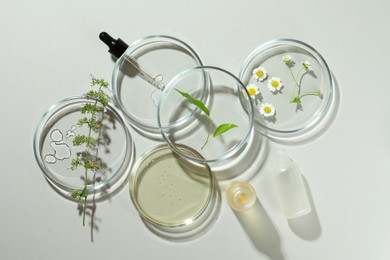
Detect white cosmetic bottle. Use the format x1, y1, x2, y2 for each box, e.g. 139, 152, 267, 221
273, 151, 311, 218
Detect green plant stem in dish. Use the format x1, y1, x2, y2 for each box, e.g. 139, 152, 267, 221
175, 89, 238, 149
70, 76, 110, 226
200, 117, 213, 150
292, 90, 322, 104
288, 66, 305, 103
284, 58, 322, 104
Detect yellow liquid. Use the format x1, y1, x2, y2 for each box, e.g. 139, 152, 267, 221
133, 147, 212, 225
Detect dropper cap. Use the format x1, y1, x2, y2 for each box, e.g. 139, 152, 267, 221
99, 32, 128, 59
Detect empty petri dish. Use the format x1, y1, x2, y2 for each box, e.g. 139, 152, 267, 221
157, 66, 254, 164
111, 35, 203, 137
239, 39, 334, 142
130, 145, 217, 238
33, 97, 134, 201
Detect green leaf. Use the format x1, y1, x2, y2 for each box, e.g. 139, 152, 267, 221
291, 97, 301, 104
175, 88, 209, 117
213, 124, 238, 137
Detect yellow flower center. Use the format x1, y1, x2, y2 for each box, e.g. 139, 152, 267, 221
264, 106, 272, 114
237, 193, 249, 204
271, 80, 279, 88
248, 87, 256, 96
256, 70, 264, 78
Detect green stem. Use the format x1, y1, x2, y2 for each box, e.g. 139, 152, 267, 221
81, 86, 103, 226
83, 168, 88, 226
289, 66, 305, 102
295, 90, 321, 99
200, 117, 212, 150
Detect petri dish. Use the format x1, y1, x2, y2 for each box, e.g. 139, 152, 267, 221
239, 39, 334, 142
157, 66, 254, 164
111, 35, 203, 137
33, 97, 134, 201
130, 145, 216, 237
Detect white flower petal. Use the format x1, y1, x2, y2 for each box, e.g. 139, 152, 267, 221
267, 77, 283, 92
260, 103, 275, 117
252, 66, 267, 81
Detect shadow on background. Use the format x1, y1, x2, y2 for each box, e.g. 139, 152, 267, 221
212, 130, 270, 189
234, 199, 285, 260
287, 177, 322, 240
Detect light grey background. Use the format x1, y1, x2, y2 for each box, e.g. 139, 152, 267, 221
1, 0, 389, 259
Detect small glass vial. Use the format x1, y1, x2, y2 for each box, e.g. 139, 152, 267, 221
226, 181, 256, 212
273, 151, 311, 218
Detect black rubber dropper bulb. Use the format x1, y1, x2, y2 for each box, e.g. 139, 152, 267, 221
99, 32, 129, 59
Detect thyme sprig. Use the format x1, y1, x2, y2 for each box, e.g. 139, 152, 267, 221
70, 76, 110, 226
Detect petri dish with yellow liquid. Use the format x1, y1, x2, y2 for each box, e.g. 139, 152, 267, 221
130, 145, 217, 239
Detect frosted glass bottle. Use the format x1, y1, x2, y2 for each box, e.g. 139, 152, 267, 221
273, 151, 311, 218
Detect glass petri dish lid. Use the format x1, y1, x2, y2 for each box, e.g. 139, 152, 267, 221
111, 35, 203, 137
239, 39, 334, 142
157, 66, 254, 164
130, 145, 217, 238
33, 97, 134, 201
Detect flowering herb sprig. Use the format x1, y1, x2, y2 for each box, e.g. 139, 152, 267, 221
70, 76, 110, 226
175, 89, 238, 149
282, 56, 322, 104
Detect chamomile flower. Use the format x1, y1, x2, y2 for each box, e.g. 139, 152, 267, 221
267, 77, 283, 93
246, 84, 260, 99
259, 103, 276, 117
252, 66, 267, 82
302, 61, 312, 70
282, 55, 293, 63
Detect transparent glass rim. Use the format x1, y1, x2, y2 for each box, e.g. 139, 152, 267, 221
111, 34, 204, 134
238, 38, 334, 140
33, 96, 135, 200
157, 65, 255, 164
130, 145, 216, 230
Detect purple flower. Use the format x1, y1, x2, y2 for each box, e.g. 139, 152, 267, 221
95, 114, 102, 122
